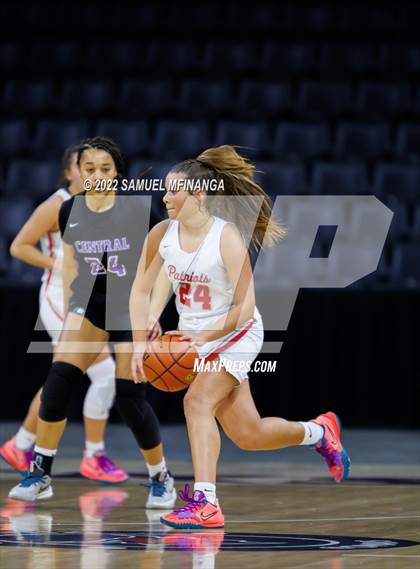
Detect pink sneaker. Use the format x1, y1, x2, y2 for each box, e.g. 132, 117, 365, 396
79, 451, 129, 484
0, 437, 33, 474
160, 484, 225, 529
313, 412, 351, 483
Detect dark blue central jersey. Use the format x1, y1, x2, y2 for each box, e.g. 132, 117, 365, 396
59, 192, 152, 326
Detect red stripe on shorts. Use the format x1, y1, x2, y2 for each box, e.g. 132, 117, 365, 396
204, 317, 257, 363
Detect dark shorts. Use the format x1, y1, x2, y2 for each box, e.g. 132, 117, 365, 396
69, 298, 132, 344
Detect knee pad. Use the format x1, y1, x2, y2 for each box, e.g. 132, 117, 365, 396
84, 358, 116, 420
40, 362, 84, 422
114, 380, 161, 450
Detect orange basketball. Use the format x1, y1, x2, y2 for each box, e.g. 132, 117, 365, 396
143, 334, 199, 392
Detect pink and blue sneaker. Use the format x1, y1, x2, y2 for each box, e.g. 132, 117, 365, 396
313, 412, 351, 483
160, 484, 224, 529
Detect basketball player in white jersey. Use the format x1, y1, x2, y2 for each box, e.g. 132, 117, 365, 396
0, 145, 128, 483
131, 145, 351, 529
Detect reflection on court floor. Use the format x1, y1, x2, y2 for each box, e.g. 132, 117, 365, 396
0, 481, 419, 569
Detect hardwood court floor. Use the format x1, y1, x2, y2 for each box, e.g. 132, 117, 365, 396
0, 424, 419, 568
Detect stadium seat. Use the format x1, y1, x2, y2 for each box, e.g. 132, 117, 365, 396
0, 42, 24, 68
390, 243, 420, 287
272, 123, 330, 160
52, 41, 83, 68
312, 163, 369, 194
203, 42, 261, 71
31, 41, 83, 69
242, 3, 296, 32
147, 41, 201, 71
0, 200, 33, 241
300, 3, 336, 32
412, 204, 420, 241
128, 159, 172, 185
34, 121, 89, 158
0, 238, 9, 275
0, 120, 30, 157
255, 162, 307, 195
335, 123, 390, 160
152, 121, 210, 159
5, 160, 59, 200
380, 45, 420, 75
297, 81, 352, 118
373, 163, 420, 201
357, 82, 411, 116
60, 80, 114, 115
127, 2, 171, 30
118, 80, 174, 117
263, 43, 321, 74
2, 80, 54, 113
127, 160, 172, 218
416, 84, 420, 113
107, 42, 146, 70
9, 256, 43, 283
237, 81, 292, 118
214, 122, 270, 157
321, 44, 376, 75
395, 124, 420, 159
382, 195, 410, 241
95, 120, 150, 157
177, 80, 233, 118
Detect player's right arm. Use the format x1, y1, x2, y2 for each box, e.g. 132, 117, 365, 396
58, 199, 78, 316
9, 195, 63, 270
150, 266, 172, 321
129, 220, 169, 381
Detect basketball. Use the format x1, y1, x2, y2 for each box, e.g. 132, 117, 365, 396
143, 334, 199, 392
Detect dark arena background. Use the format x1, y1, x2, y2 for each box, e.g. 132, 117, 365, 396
0, 1, 419, 568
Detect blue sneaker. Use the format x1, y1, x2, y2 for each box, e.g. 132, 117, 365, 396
146, 470, 176, 509
8, 463, 53, 502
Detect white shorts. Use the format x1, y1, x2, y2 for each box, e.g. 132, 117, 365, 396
179, 313, 264, 383
39, 281, 64, 346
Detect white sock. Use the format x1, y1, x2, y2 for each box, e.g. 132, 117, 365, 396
34, 446, 57, 456
147, 458, 167, 478
15, 427, 36, 451
298, 421, 324, 445
85, 440, 105, 458
194, 482, 216, 505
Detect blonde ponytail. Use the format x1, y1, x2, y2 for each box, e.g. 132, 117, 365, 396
197, 145, 286, 249
169, 145, 286, 250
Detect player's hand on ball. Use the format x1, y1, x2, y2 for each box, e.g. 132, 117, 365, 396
131, 345, 147, 384
165, 330, 206, 347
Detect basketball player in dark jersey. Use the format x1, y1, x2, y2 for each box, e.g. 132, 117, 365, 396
9, 137, 176, 508
0, 145, 128, 484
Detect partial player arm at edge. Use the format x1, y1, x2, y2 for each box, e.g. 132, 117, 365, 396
9, 196, 63, 271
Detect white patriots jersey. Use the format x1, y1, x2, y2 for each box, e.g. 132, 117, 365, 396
40, 188, 72, 287
159, 216, 261, 328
